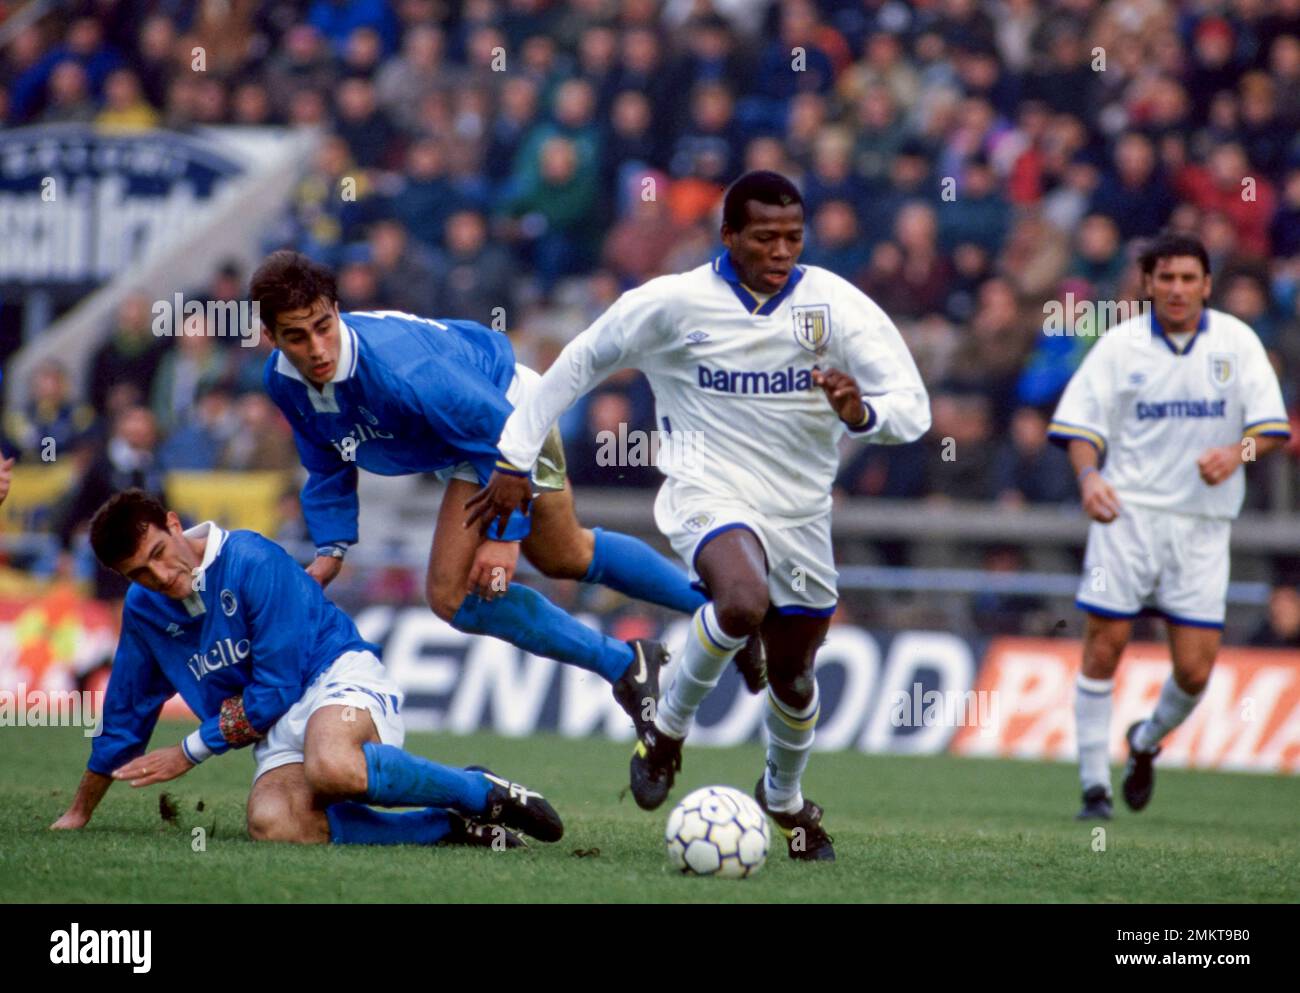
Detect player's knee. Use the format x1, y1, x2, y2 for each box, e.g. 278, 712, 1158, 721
770, 670, 816, 712
303, 747, 368, 797
247, 800, 296, 843
1174, 668, 1210, 696
426, 583, 465, 623
713, 585, 769, 636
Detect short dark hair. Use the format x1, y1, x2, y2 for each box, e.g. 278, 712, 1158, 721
722, 170, 804, 232
1138, 231, 1211, 276
249, 249, 338, 332
89, 489, 170, 569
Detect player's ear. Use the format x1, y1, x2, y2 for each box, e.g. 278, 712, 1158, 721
1201, 273, 1212, 300
165, 511, 184, 537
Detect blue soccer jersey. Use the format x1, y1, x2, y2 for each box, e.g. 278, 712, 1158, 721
88, 522, 379, 775
263, 310, 529, 547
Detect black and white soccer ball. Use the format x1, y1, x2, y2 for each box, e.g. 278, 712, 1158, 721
665, 785, 770, 878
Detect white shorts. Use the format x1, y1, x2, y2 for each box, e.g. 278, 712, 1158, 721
1075, 503, 1230, 628
252, 650, 406, 782
654, 480, 838, 615
437, 364, 566, 491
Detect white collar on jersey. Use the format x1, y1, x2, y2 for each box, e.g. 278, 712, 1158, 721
274, 318, 359, 412
179, 521, 228, 617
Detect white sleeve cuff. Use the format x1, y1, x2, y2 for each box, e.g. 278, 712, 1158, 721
181, 730, 214, 764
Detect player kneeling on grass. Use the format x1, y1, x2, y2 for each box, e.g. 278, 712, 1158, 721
1049, 232, 1291, 820
469, 171, 932, 861
50, 489, 562, 849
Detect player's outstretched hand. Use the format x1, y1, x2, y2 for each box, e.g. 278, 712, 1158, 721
306, 554, 344, 588
1081, 471, 1122, 523
1197, 444, 1241, 486
467, 539, 519, 601
0, 455, 15, 505
812, 367, 866, 426
112, 745, 194, 788
464, 470, 532, 537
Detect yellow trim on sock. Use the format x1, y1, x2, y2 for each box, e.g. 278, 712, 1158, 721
767, 690, 819, 731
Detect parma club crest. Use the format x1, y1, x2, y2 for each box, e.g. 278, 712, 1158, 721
1208, 352, 1236, 389
792, 304, 832, 355
683, 512, 715, 533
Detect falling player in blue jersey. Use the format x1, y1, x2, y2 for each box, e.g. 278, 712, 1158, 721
50, 489, 563, 848
251, 250, 760, 740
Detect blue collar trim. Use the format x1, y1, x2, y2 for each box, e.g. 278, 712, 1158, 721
713, 253, 804, 316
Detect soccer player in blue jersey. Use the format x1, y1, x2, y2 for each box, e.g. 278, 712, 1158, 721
251, 250, 758, 738
50, 490, 563, 848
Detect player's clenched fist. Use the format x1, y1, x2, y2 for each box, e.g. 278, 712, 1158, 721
1080, 470, 1122, 523
812, 367, 867, 426
1196, 444, 1242, 486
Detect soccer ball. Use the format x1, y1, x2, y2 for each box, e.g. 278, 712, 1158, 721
665, 785, 771, 878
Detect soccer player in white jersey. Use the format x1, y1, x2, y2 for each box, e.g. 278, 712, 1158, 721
1048, 232, 1291, 819
468, 171, 931, 860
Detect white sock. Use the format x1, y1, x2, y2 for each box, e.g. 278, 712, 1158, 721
764, 684, 819, 813
656, 603, 747, 740
1075, 674, 1113, 793
1133, 677, 1202, 752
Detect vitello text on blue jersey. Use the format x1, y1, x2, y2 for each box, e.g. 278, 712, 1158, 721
186, 637, 251, 680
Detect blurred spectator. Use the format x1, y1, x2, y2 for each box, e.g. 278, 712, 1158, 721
308, 0, 399, 59
1089, 132, 1177, 242
336, 251, 384, 311
367, 219, 439, 317
55, 406, 165, 602
375, 24, 453, 132
993, 406, 1075, 506
333, 75, 399, 169
1249, 585, 1300, 648
431, 209, 517, 326
1175, 143, 1277, 257
11, 17, 123, 122
602, 181, 687, 285
1068, 215, 1127, 302
149, 320, 234, 436
503, 136, 600, 297
40, 61, 97, 124
95, 69, 160, 131
157, 385, 239, 471
803, 200, 871, 277
925, 393, 997, 500
88, 295, 164, 417
221, 394, 298, 471
4, 360, 96, 460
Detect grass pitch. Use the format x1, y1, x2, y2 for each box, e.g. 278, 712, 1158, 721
2, 722, 1296, 903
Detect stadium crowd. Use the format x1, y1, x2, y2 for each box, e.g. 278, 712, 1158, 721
2, 0, 1300, 589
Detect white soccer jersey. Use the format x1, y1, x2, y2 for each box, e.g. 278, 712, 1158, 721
1048, 307, 1290, 519
497, 254, 931, 524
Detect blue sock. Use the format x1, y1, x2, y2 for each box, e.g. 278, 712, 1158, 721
583, 528, 707, 614
362, 742, 490, 814
326, 802, 453, 846
451, 584, 634, 682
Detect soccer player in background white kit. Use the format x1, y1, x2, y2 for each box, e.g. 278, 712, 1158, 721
1049, 232, 1291, 820
468, 171, 931, 860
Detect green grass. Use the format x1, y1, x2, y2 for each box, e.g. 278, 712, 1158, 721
2, 722, 1297, 903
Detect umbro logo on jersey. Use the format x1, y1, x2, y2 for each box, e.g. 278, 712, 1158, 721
1129, 372, 1146, 386
166, 623, 183, 638
686, 330, 710, 344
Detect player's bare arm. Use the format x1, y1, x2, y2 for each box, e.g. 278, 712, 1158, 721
1198, 435, 1286, 485
50, 769, 114, 829
1067, 438, 1121, 523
